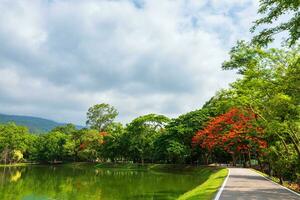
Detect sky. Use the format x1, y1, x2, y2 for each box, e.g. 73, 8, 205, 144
0, 0, 260, 125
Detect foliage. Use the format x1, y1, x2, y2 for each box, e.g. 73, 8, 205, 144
86, 103, 118, 131
51, 124, 77, 135
193, 108, 266, 165
126, 114, 170, 163
222, 41, 300, 181
0, 123, 33, 164
100, 122, 125, 162
155, 109, 210, 164
77, 129, 104, 162
34, 131, 68, 163
251, 0, 300, 46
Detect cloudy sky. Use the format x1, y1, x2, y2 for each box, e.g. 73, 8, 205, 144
0, 0, 260, 125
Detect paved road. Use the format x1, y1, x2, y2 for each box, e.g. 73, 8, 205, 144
218, 168, 300, 200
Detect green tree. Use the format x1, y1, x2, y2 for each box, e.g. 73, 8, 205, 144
161, 109, 210, 163
0, 123, 32, 164
222, 41, 300, 181
251, 0, 300, 45
126, 114, 170, 164
35, 131, 68, 163
77, 129, 103, 162
51, 124, 77, 135
86, 103, 118, 131
100, 122, 125, 162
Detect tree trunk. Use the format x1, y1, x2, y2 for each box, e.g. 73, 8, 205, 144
248, 151, 252, 168
232, 154, 236, 166
204, 153, 210, 165
279, 176, 283, 185
257, 154, 263, 171
242, 154, 246, 168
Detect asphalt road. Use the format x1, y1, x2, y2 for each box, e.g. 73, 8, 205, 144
218, 168, 300, 200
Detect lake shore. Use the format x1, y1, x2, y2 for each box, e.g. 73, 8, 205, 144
96, 163, 228, 200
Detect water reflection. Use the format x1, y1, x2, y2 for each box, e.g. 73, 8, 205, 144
0, 165, 204, 200
10, 170, 21, 182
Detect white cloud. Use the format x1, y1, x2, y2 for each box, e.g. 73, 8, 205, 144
0, 0, 259, 125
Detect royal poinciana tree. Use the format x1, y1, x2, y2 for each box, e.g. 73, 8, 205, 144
192, 108, 267, 166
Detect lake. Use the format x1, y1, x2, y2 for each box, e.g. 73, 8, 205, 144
0, 164, 207, 200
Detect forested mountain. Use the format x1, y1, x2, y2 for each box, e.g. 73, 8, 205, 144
0, 113, 83, 133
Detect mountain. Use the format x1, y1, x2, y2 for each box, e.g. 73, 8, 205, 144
0, 113, 84, 133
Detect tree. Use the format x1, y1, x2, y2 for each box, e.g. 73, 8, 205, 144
51, 124, 77, 135
222, 41, 300, 159
126, 114, 170, 164
222, 41, 300, 181
35, 131, 68, 163
100, 122, 125, 162
159, 109, 210, 164
251, 0, 300, 46
86, 103, 118, 131
77, 129, 104, 162
0, 123, 33, 164
193, 108, 267, 166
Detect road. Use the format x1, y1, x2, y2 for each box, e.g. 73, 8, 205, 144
217, 168, 300, 200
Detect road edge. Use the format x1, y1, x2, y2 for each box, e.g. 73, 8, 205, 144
251, 169, 300, 197
214, 168, 230, 200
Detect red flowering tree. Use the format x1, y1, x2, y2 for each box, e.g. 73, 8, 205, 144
192, 108, 266, 166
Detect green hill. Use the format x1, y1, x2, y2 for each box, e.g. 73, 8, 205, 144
0, 113, 84, 133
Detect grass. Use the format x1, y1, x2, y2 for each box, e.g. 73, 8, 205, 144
0, 163, 32, 167
177, 168, 228, 200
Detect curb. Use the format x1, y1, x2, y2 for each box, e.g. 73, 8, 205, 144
252, 169, 300, 197
214, 168, 230, 200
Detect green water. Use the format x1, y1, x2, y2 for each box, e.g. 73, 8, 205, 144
0, 164, 206, 200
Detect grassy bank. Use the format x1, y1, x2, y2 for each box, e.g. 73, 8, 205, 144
96, 163, 228, 200
0, 163, 32, 167
177, 168, 228, 200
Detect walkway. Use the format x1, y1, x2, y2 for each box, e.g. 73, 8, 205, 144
217, 168, 300, 200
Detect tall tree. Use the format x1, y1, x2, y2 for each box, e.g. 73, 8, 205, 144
126, 114, 170, 164
35, 131, 68, 163
222, 41, 300, 158
160, 109, 210, 163
251, 0, 300, 46
0, 123, 32, 164
193, 108, 267, 166
86, 103, 118, 131
222, 41, 300, 181
100, 122, 125, 162
51, 124, 77, 135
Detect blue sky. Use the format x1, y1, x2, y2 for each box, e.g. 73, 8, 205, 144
0, 0, 260, 125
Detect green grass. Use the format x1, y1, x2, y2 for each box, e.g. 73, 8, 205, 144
177, 168, 228, 200
0, 163, 32, 167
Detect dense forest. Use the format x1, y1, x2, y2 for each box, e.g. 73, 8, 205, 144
0, 0, 299, 186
